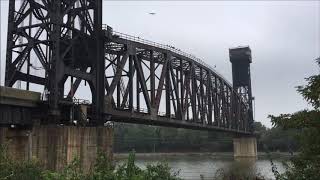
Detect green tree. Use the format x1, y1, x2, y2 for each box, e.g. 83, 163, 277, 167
268, 59, 320, 180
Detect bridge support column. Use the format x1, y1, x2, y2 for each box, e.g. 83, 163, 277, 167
233, 136, 257, 158
0, 126, 113, 171
0, 128, 32, 161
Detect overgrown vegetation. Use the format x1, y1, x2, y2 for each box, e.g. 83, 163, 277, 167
0, 145, 181, 180
268, 59, 320, 180
212, 161, 265, 180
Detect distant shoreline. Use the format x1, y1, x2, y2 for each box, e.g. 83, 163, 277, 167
114, 152, 296, 159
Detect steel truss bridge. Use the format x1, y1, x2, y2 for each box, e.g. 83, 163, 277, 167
2, 0, 254, 135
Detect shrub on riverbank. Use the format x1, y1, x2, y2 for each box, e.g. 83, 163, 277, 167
0, 144, 181, 180
211, 160, 266, 180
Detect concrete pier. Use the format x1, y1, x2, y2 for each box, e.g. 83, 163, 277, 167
0, 126, 113, 171
233, 136, 257, 158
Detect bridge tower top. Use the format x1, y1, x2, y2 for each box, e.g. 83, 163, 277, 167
229, 46, 252, 87
229, 46, 254, 132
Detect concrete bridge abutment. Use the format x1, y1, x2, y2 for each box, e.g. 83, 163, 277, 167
0, 125, 113, 171
233, 136, 257, 159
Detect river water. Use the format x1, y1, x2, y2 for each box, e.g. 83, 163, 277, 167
115, 154, 286, 180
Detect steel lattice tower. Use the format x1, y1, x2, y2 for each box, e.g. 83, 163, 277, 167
5, 0, 105, 124
229, 47, 254, 132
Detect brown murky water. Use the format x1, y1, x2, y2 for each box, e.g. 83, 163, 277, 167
116, 154, 285, 180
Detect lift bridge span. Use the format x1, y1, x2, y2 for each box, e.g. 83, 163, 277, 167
1, 0, 254, 135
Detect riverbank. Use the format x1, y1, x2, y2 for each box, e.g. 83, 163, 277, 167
114, 152, 296, 160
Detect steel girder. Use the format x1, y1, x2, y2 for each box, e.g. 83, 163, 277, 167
5, 0, 105, 124
103, 32, 251, 134
4, 0, 252, 134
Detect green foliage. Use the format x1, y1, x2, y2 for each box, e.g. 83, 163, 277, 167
109, 151, 181, 180
0, 146, 180, 180
252, 121, 299, 152
41, 157, 87, 180
61, 158, 86, 180
0, 144, 43, 180
114, 151, 143, 180
298, 58, 320, 109
213, 160, 265, 180
269, 110, 320, 129
143, 163, 180, 180
88, 150, 116, 180
268, 60, 320, 180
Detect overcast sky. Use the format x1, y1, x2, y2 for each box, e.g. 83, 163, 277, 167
1, 1, 319, 127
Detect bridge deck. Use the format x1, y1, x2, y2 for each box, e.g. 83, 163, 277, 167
0, 86, 41, 107
107, 108, 250, 134
0, 86, 41, 126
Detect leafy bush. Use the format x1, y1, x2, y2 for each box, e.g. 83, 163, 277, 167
0, 143, 43, 180
0, 145, 181, 180
213, 160, 265, 180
